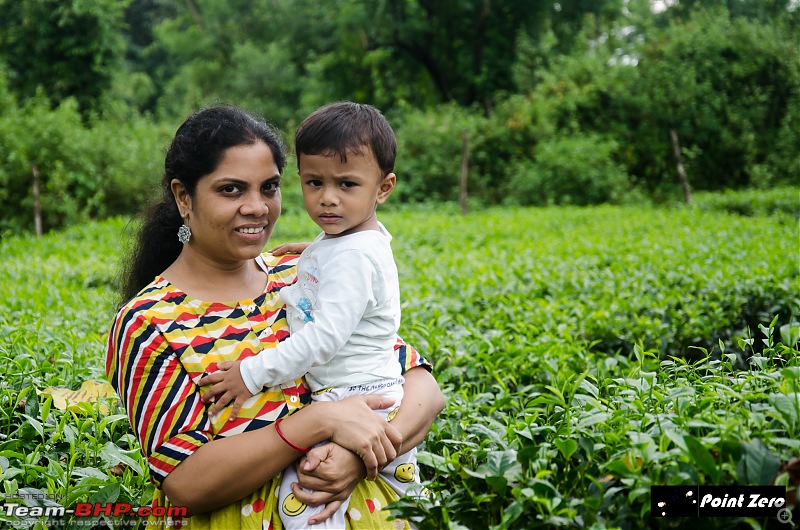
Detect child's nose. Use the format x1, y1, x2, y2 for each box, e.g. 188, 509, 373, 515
321, 187, 339, 206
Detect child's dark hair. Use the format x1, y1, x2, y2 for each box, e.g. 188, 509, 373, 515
294, 101, 397, 177
120, 105, 286, 304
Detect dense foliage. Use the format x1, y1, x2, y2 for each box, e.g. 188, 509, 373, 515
0, 0, 797, 233
0, 197, 797, 529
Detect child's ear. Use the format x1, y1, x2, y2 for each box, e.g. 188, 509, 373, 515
376, 173, 396, 204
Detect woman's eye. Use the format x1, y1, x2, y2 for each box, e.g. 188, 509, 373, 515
221, 185, 240, 194
263, 182, 280, 193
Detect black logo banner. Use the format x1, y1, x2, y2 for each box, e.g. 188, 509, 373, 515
651, 485, 787, 518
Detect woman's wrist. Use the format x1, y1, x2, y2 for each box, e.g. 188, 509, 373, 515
275, 418, 311, 453
307, 401, 336, 441
281, 402, 334, 449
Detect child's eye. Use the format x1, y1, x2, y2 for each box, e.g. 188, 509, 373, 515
305, 180, 322, 187
341, 181, 357, 188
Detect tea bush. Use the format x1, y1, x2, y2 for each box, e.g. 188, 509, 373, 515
693, 187, 800, 220
0, 204, 797, 529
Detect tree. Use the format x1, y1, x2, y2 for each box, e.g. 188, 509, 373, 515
0, 0, 129, 114
630, 6, 799, 192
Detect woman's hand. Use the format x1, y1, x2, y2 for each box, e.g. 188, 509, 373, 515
290, 443, 365, 524
197, 361, 252, 419
321, 394, 402, 480
270, 242, 311, 255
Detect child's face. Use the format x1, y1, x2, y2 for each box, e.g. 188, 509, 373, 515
298, 149, 395, 238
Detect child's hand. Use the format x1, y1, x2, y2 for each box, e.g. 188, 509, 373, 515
197, 361, 252, 420
269, 242, 311, 255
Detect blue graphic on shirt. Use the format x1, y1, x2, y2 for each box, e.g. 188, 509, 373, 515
297, 297, 314, 323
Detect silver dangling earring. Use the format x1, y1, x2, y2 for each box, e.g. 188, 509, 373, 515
177, 218, 191, 244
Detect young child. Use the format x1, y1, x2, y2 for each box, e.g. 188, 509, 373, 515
201, 101, 422, 528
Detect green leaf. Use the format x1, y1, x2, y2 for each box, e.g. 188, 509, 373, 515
769, 393, 799, 429
100, 442, 143, 475
576, 412, 610, 430
604, 458, 635, 477
500, 499, 524, 527
780, 323, 800, 347
467, 423, 504, 443
683, 436, 719, 484
40, 394, 52, 424
739, 439, 781, 485
417, 450, 448, 470
529, 478, 559, 498
781, 367, 800, 381
470, 449, 521, 489
482, 449, 520, 478
663, 428, 688, 452
24, 392, 39, 418
486, 475, 508, 493
554, 438, 578, 460
88, 483, 120, 504
21, 414, 44, 438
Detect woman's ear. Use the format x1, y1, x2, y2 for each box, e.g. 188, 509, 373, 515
376, 173, 396, 204
170, 179, 192, 218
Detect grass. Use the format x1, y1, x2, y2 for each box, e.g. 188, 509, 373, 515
1, 193, 798, 529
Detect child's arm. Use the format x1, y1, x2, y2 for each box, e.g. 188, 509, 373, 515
269, 241, 311, 255
198, 360, 250, 418
200, 249, 379, 416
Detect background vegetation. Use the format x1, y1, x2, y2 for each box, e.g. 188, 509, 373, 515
0, 0, 798, 233
0, 197, 798, 529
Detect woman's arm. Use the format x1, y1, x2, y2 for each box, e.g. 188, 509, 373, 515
389, 366, 445, 454
163, 394, 400, 515
293, 366, 445, 513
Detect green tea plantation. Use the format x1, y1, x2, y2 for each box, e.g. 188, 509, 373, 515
1, 195, 798, 529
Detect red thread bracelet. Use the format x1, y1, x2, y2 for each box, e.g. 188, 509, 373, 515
274, 418, 311, 453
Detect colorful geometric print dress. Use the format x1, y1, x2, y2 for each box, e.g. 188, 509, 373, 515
106, 252, 430, 529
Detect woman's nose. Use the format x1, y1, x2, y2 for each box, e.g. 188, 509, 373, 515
240, 191, 269, 216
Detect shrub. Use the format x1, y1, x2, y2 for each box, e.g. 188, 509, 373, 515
393, 103, 487, 203
0, 89, 170, 235
505, 134, 631, 206
692, 187, 800, 220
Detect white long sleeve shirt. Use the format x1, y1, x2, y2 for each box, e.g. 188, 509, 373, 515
240, 223, 402, 393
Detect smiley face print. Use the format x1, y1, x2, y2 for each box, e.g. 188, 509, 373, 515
282, 493, 307, 517
394, 463, 416, 483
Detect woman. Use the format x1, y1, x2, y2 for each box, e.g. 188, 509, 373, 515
105, 105, 444, 528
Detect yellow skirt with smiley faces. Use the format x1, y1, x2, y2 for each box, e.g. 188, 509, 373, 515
147, 473, 411, 530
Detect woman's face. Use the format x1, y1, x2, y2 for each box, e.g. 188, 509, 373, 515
175, 141, 282, 266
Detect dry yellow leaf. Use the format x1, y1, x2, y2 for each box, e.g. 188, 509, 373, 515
38, 380, 117, 414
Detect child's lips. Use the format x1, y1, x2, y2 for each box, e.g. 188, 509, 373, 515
319, 214, 341, 223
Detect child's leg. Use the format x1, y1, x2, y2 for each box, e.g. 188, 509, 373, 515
280, 380, 405, 528
348, 383, 426, 501
278, 455, 350, 529
380, 447, 425, 500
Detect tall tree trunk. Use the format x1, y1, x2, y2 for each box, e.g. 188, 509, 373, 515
670, 128, 692, 204
184, 0, 203, 29
32, 162, 42, 237
459, 130, 470, 215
